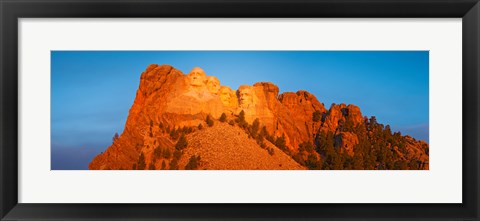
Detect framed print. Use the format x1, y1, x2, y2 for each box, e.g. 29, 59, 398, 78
1, 0, 479, 220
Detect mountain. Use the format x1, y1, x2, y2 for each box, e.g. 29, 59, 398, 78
89, 64, 429, 170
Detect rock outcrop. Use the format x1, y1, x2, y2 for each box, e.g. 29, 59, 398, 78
89, 64, 429, 170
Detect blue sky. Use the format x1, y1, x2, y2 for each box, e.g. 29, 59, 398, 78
51, 51, 429, 170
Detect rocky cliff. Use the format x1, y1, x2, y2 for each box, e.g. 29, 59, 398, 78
89, 64, 429, 170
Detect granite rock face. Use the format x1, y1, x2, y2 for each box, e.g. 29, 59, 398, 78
89, 64, 429, 170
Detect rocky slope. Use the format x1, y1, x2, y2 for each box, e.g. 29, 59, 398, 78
178, 123, 304, 170
89, 64, 429, 170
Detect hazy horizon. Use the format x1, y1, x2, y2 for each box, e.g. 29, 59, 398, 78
51, 51, 429, 170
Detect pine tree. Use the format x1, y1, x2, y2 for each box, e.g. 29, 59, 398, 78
148, 163, 155, 170
170, 127, 179, 140
299, 142, 315, 153
175, 134, 188, 150
306, 153, 322, 170
251, 118, 260, 137
267, 147, 275, 156
236, 110, 247, 128
312, 110, 322, 122
173, 150, 182, 160
352, 154, 364, 170
112, 132, 119, 144
219, 113, 227, 122
409, 159, 420, 170
154, 146, 162, 159
394, 160, 408, 170
163, 148, 172, 158
275, 135, 286, 150
169, 159, 179, 170
206, 115, 214, 127
161, 160, 166, 170
137, 152, 146, 170
185, 155, 201, 170
260, 126, 268, 137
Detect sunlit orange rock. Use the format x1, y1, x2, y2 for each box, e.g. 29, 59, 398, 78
89, 64, 429, 170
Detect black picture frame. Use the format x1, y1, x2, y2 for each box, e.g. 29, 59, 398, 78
1, 0, 479, 220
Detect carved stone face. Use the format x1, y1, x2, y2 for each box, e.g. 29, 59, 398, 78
206, 76, 220, 94
187, 67, 207, 87
219, 86, 235, 106
239, 86, 254, 108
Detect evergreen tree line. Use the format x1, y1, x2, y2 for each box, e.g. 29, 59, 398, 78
132, 109, 426, 170
222, 110, 276, 156
313, 114, 427, 170
222, 109, 427, 170
132, 119, 198, 170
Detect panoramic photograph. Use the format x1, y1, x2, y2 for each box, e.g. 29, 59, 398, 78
51, 51, 429, 170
